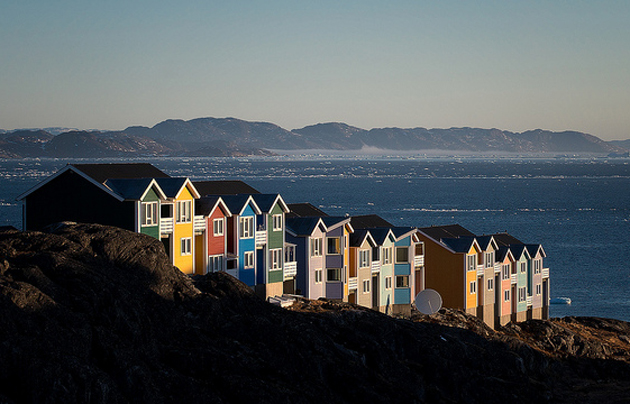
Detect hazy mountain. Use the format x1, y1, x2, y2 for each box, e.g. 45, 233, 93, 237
1, 117, 628, 157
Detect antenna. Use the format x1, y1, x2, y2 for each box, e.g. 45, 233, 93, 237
414, 289, 443, 315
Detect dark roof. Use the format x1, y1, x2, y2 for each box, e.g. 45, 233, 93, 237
475, 235, 495, 250
193, 180, 259, 196
286, 217, 324, 236
491, 232, 524, 247
350, 229, 372, 247
72, 163, 169, 184
251, 194, 284, 213
350, 214, 393, 229
154, 177, 190, 198
220, 194, 256, 214
496, 246, 513, 261
390, 226, 418, 239
418, 224, 475, 241
367, 228, 394, 245
442, 237, 476, 253
286, 203, 329, 218
104, 178, 156, 200
195, 196, 230, 216
321, 217, 350, 229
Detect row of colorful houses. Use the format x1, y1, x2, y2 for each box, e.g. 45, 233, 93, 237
17, 163, 550, 327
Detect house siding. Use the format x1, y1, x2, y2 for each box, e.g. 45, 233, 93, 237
172, 187, 195, 275
139, 188, 160, 239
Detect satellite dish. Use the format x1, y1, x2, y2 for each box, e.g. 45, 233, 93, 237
414, 289, 442, 315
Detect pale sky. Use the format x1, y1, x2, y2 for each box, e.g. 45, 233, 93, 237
1, 1, 629, 140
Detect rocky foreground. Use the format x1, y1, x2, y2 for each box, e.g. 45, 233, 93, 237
1, 224, 629, 403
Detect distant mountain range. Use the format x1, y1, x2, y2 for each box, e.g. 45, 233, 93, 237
1, 117, 628, 158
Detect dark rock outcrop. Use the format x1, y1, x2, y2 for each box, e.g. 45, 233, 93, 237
1, 224, 629, 403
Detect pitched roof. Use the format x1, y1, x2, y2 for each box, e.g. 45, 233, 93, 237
491, 232, 524, 246
285, 217, 326, 237
104, 178, 166, 201
72, 163, 169, 183
366, 228, 395, 245
475, 235, 498, 251
350, 214, 394, 229
251, 194, 289, 213
349, 229, 376, 248
220, 194, 261, 216
441, 237, 478, 253
417, 224, 476, 241
286, 203, 329, 218
321, 216, 352, 231
195, 195, 231, 217
193, 180, 260, 196
153, 177, 200, 199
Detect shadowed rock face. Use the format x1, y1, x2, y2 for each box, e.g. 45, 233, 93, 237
0, 224, 629, 403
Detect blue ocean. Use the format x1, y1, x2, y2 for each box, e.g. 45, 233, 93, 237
1, 156, 629, 321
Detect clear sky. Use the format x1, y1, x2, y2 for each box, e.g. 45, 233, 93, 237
1, 1, 629, 140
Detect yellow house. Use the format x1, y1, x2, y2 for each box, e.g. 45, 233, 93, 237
155, 178, 201, 275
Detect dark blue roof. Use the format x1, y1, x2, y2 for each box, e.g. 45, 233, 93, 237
418, 224, 475, 240
321, 217, 349, 228
350, 229, 371, 247
286, 203, 329, 218
73, 163, 169, 183
104, 178, 155, 200
286, 217, 323, 236
364, 228, 393, 245
154, 177, 189, 198
350, 215, 393, 229
220, 194, 256, 214
442, 237, 476, 253
251, 194, 282, 213
193, 180, 259, 196
195, 195, 227, 216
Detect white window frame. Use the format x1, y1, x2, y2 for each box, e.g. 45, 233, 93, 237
518, 286, 527, 302
382, 247, 392, 265
469, 280, 477, 294
395, 247, 409, 264
176, 200, 192, 223
362, 279, 370, 294
181, 237, 192, 256
395, 275, 409, 288
239, 216, 254, 239
213, 218, 224, 236
504, 289, 510, 302
502, 264, 510, 280
520, 262, 527, 273
141, 201, 158, 226
467, 255, 477, 271
209, 255, 223, 272
270, 248, 282, 270
314, 269, 322, 284
272, 214, 283, 231
244, 251, 254, 269
310, 238, 322, 257
487, 278, 494, 291
536, 283, 542, 295
534, 259, 542, 274
485, 252, 494, 268
359, 249, 370, 268
385, 276, 392, 290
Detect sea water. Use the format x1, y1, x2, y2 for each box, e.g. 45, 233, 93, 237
1, 156, 629, 321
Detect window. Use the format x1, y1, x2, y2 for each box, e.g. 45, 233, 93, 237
176, 200, 192, 223
485, 252, 494, 268
272, 214, 283, 231
327, 237, 340, 254
362, 279, 370, 293
212, 218, 224, 236
244, 251, 254, 268
504, 289, 510, 302
518, 287, 527, 302
487, 278, 494, 291
270, 248, 282, 270
181, 238, 192, 255
536, 283, 542, 295
533, 259, 542, 274
209, 255, 223, 272
467, 255, 477, 271
382, 247, 392, 264
141, 201, 158, 226
385, 276, 392, 289
415, 243, 424, 256
396, 275, 409, 288
395, 247, 409, 263
469, 280, 477, 294
327, 268, 341, 282
520, 262, 527, 273
314, 269, 322, 283
502, 264, 510, 280
310, 238, 322, 257
359, 249, 370, 268
239, 216, 254, 238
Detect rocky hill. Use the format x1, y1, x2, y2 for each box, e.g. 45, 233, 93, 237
1, 117, 628, 157
1, 223, 629, 403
